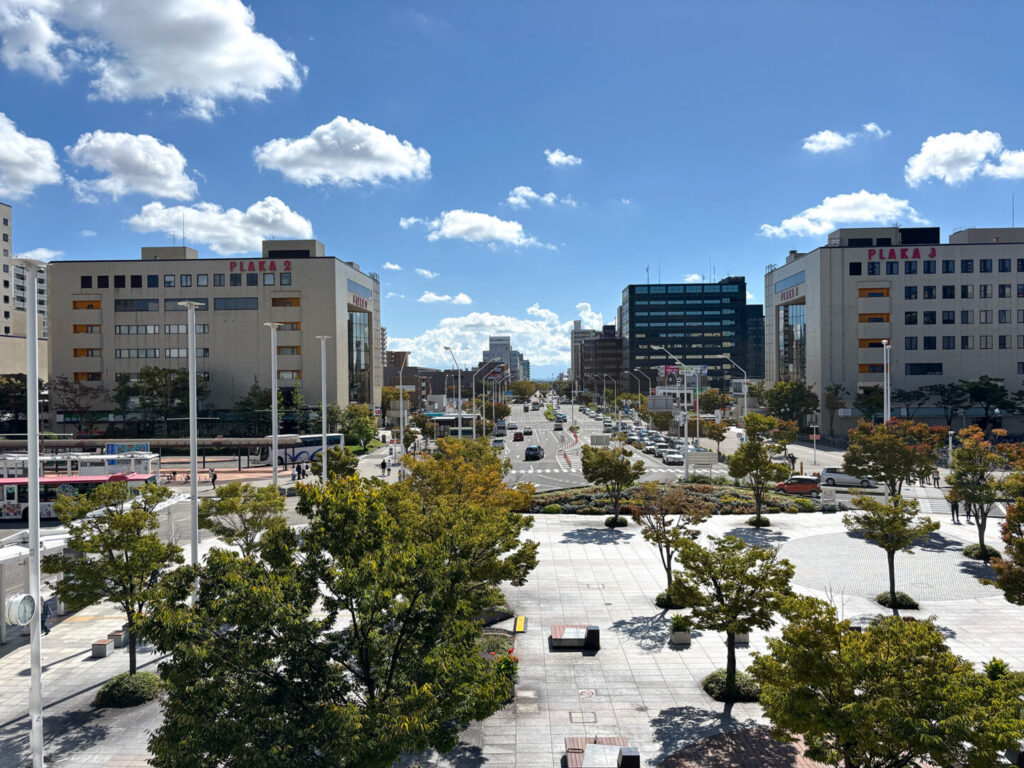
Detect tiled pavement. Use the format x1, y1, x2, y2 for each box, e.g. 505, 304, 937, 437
3, 481, 1023, 767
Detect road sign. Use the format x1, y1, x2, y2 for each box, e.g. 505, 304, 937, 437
809, 434, 821, 441
106, 442, 149, 454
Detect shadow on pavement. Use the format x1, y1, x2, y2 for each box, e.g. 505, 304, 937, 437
611, 612, 669, 651
916, 532, 968, 553
723, 526, 789, 547
658, 724, 819, 767
398, 740, 488, 768
559, 527, 633, 545
650, 704, 759, 761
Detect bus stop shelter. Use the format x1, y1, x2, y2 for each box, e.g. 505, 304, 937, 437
0, 529, 69, 644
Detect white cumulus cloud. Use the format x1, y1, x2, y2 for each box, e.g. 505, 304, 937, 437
399, 216, 423, 229
545, 148, 581, 167
415, 268, 438, 279
385, 291, 404, 299
15, 247, 61, 262
66, 130, 197, 202
683, 273, 703, 283
747, 291, 756, 301
802, 122, 890, 154
382, 262, 401, 271
127, 196, 312, 254
575, 302, 603, 329
451, 292, 472, 305
506, 185, 576, 209
759, 190, 928, 239
418, 291, 450, 303
0, 0, 304, 120
0, 112, 61, 199
905, 130, 1024, 186
253, 115, 430, 187
424, 209, 547, 248
80, 229, 96, 237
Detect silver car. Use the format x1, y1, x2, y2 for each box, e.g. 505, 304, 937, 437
662, 450, 686, 465
820, 467, 877, 488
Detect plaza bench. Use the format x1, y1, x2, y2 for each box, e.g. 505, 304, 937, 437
550, 624, 600, 650
91, 638, 113, 658
107, 630, 128, 648
564, 737, 638, 768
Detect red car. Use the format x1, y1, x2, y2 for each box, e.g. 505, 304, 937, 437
775, 476, 821, 498
513, 431, 524, 441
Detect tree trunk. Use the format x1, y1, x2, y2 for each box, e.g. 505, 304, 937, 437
977, 511, 988, 556
726, 632, 737, 690
754, 490, 763, 525
127, 607, 137, 674
886, 550, 898, 616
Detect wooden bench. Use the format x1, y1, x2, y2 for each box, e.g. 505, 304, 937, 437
107, 630, 128, 648
551, 624, 600, 650
564, 737, 637, 768
91, 638, 113, 658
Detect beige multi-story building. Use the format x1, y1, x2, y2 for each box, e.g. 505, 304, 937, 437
765, 226, 1024, 429
0, 202, 48, 380
48, 239, 382, 423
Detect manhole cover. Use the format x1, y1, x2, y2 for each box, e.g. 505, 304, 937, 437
579, 689, 596, 697
570, 711, 597, 723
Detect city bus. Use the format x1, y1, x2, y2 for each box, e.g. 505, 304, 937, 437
0, 472, 159, 522
251, 433, 345, 466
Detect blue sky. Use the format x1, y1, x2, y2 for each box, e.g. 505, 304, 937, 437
2, 1, 1023, 375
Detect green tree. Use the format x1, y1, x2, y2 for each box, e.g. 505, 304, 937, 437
761, 380, 819, 424
340, 403, 377, 448
112, 375, 137, 435
198, 482, 287, 557
699, 388, 732, 415
411, 412, 436, 439
237, 380, 273, 435
668, 534, 794, 696
962, 375, 1014, 432
629, 483, 711, 591
843, 419, 944, 496
823, 383, 847, 438
923, 382, 968, 427
892, 387, 928, 419
948, 425, 1006, 558
843, 495, 939, 613
42, 483, 181, 674
139, 447, 537, 767
326, 401, 342, 432
310, 445, 359, 480
752, 598, 1024, 768
700, 419, 730, 459
286, 378, 307, 429
581, 445, 647, 523
728, 413, 797, 525
137, 365, 209, 436
48, 374, 105, 434
992, 501, 1024, 605
508, 380, 535, 399
852, 385, 884, 421
648, 410, 674, 433
379, 385, 408, 425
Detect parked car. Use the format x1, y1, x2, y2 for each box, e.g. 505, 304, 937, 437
820, 467, 877, 488
523, 426, 533, 435
662, 450, 686, 465
524, 445, 545, 460
553, 422, 564, 431
513, 431, 524, 442
776, 476, 821, 497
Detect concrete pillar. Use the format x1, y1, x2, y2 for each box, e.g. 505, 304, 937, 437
0, 563, 7, 644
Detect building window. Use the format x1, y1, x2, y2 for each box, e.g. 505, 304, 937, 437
246, 273, 258, 286
867, 262, 881, 275
1019, 284, 1024, 298
271, 297, 300, 307
73, 348, 102, 357
196, 274, 208, 287
923, 311, 936, 325
97, 275, 109, 288
961, 336, 974, 349
72, 300, 101, 310
213, 274, 224, 287
278, 370, 302, 380
886, 262, 899, 275
943, 336, 955, 350
905, 286, 918, 300
942, 311, 955, 324
263, 273, 275, 286
1000, 335, 1011, 349
858, 339, 885, 348
115, 325, 159, 334
280, 321, 301, 331
849, 263, 862, 276
280, 272, 292, 286
1000, 309, 1010, 323
180, 275, 192, 287
980, 284, 993, 298
961, 260, 974, 273
147, 275, 158, 288
980, 258, 993, 273
114, 349, 160, 359
905, 336, 918, 350
165, 324, 209, 334
980, 310, 993, 324
80, 276, 92, 289
1000, 284, 1011, 298
906, 363, 943, 375
74, 372, 102, 382
923, 261, 936, 274
1019, 363, 1024, 374
961, 310, 974, 324
73, 324, 101, 333
114, 275, 125, 288
923, 336, 936, 350
981, 335, 993, 349
942, 285, 955, 299
164, 275, 174, 287
1000, 258, 1011, 272
858, 288, 890, 298
904, 261, 918, 275
129, 274, 141, 288
213, 297, 258, 310
165, 348, 209, 358
163, 298, 208, 311
277, 346, 301, 355
1019, 336, 1024, 349
858, 313, 890, 323
904, 311, 918, 325
923, 286, 936, 299
858, 364, 885, 373
230, 274, 241, 287
961, 285, 974, 299
942, 259, 955, 273
114, 298, 159, 312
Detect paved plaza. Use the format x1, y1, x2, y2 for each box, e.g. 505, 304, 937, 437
1, 480, 1022, 766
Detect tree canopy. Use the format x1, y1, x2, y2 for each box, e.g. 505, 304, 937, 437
581, 445, 646, 520
853, 386, 884, 421
310, 444, 359, 480
198, 482, 287, 557
760, 380, 819, 424
961, 375, 1013, 431
843, 419, 944, 496
339, 403, 377, 447
823, 383, 847, 438
728, 413, 797, 524
922, 382, 968, 427
948, 425, 1006, 558
628, 483, 711, 590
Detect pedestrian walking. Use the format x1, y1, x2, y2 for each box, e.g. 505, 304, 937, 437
290, 466, 297, 483
965, 502, 973, 524
210, 469, 217, 490
40, 600, 51, 636
949, 496, 960, 524
932, 469, 940, 488
380, 459, 387, 476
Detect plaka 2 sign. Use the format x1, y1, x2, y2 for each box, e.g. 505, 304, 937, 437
866, 247, 937, 260
228, 260, 292, 272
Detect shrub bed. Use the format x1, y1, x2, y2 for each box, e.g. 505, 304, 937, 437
604, 515, 628, 528
746, 515, 772, 528
876, 591, 919, 610
655, 590, 685, 610
530, 484, 815, 517
702, 669, 760, 702
963, 543, 1001, 561
94, 671, 163, 708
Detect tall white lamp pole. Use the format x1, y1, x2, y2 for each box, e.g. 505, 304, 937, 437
26, 266, 42, 767
882, 339, 891, 422
179, 301, 202, 571
445, 346, 461, 438
398, 355, 406, 457
265, 322, 283, 485
717, 354, 748, 421
315, 335, 330, 486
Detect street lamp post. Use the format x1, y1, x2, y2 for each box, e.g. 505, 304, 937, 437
602, 374, 618, 424
634, 368, 653, 428
265, 322, 283, 485
179, 301, 202, 572
315, 335, 331, 486
716, 354, 748, 422
881, 339, 891, 423
472, 359, 500, 439
652, 345, 697, 479
26, 266, 42, 767
444, 347, 461, 438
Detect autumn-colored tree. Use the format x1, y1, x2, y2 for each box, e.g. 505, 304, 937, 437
699, 419, 730, 459
992, 501, 1024, 605
843, 419, 944, 496
629, 483, 712, 590
728, 413, 797, 525
948, 425, 1006, 559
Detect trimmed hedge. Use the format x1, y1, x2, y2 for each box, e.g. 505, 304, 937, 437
655, 590, 685, 610
746, 515, 772, 528
876, 591, 919, 610
963, 543, 1001, 561
540, 503, 562, 514
94, 671, 163, 708
702, 669, 760, 702
604, 515, 628, 528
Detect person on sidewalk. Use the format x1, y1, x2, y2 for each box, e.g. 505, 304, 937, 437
965, 502, 974, 525
210, 469, 217, 490
40, 600, 51, 636
932, 469, 940, 488
948, 495, 960, 524
380, 459, 387, 476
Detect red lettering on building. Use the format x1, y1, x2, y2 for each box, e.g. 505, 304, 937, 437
868, 249, 876, 258
900, 248, 908, 259
229, 259, 295, 272
283, 260, 291, 271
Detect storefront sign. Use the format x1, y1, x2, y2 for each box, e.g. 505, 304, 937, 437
866, 247, 936, 260
779, 285, 801, 301
350, 294, 369, 309
228, 260, 292, 272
